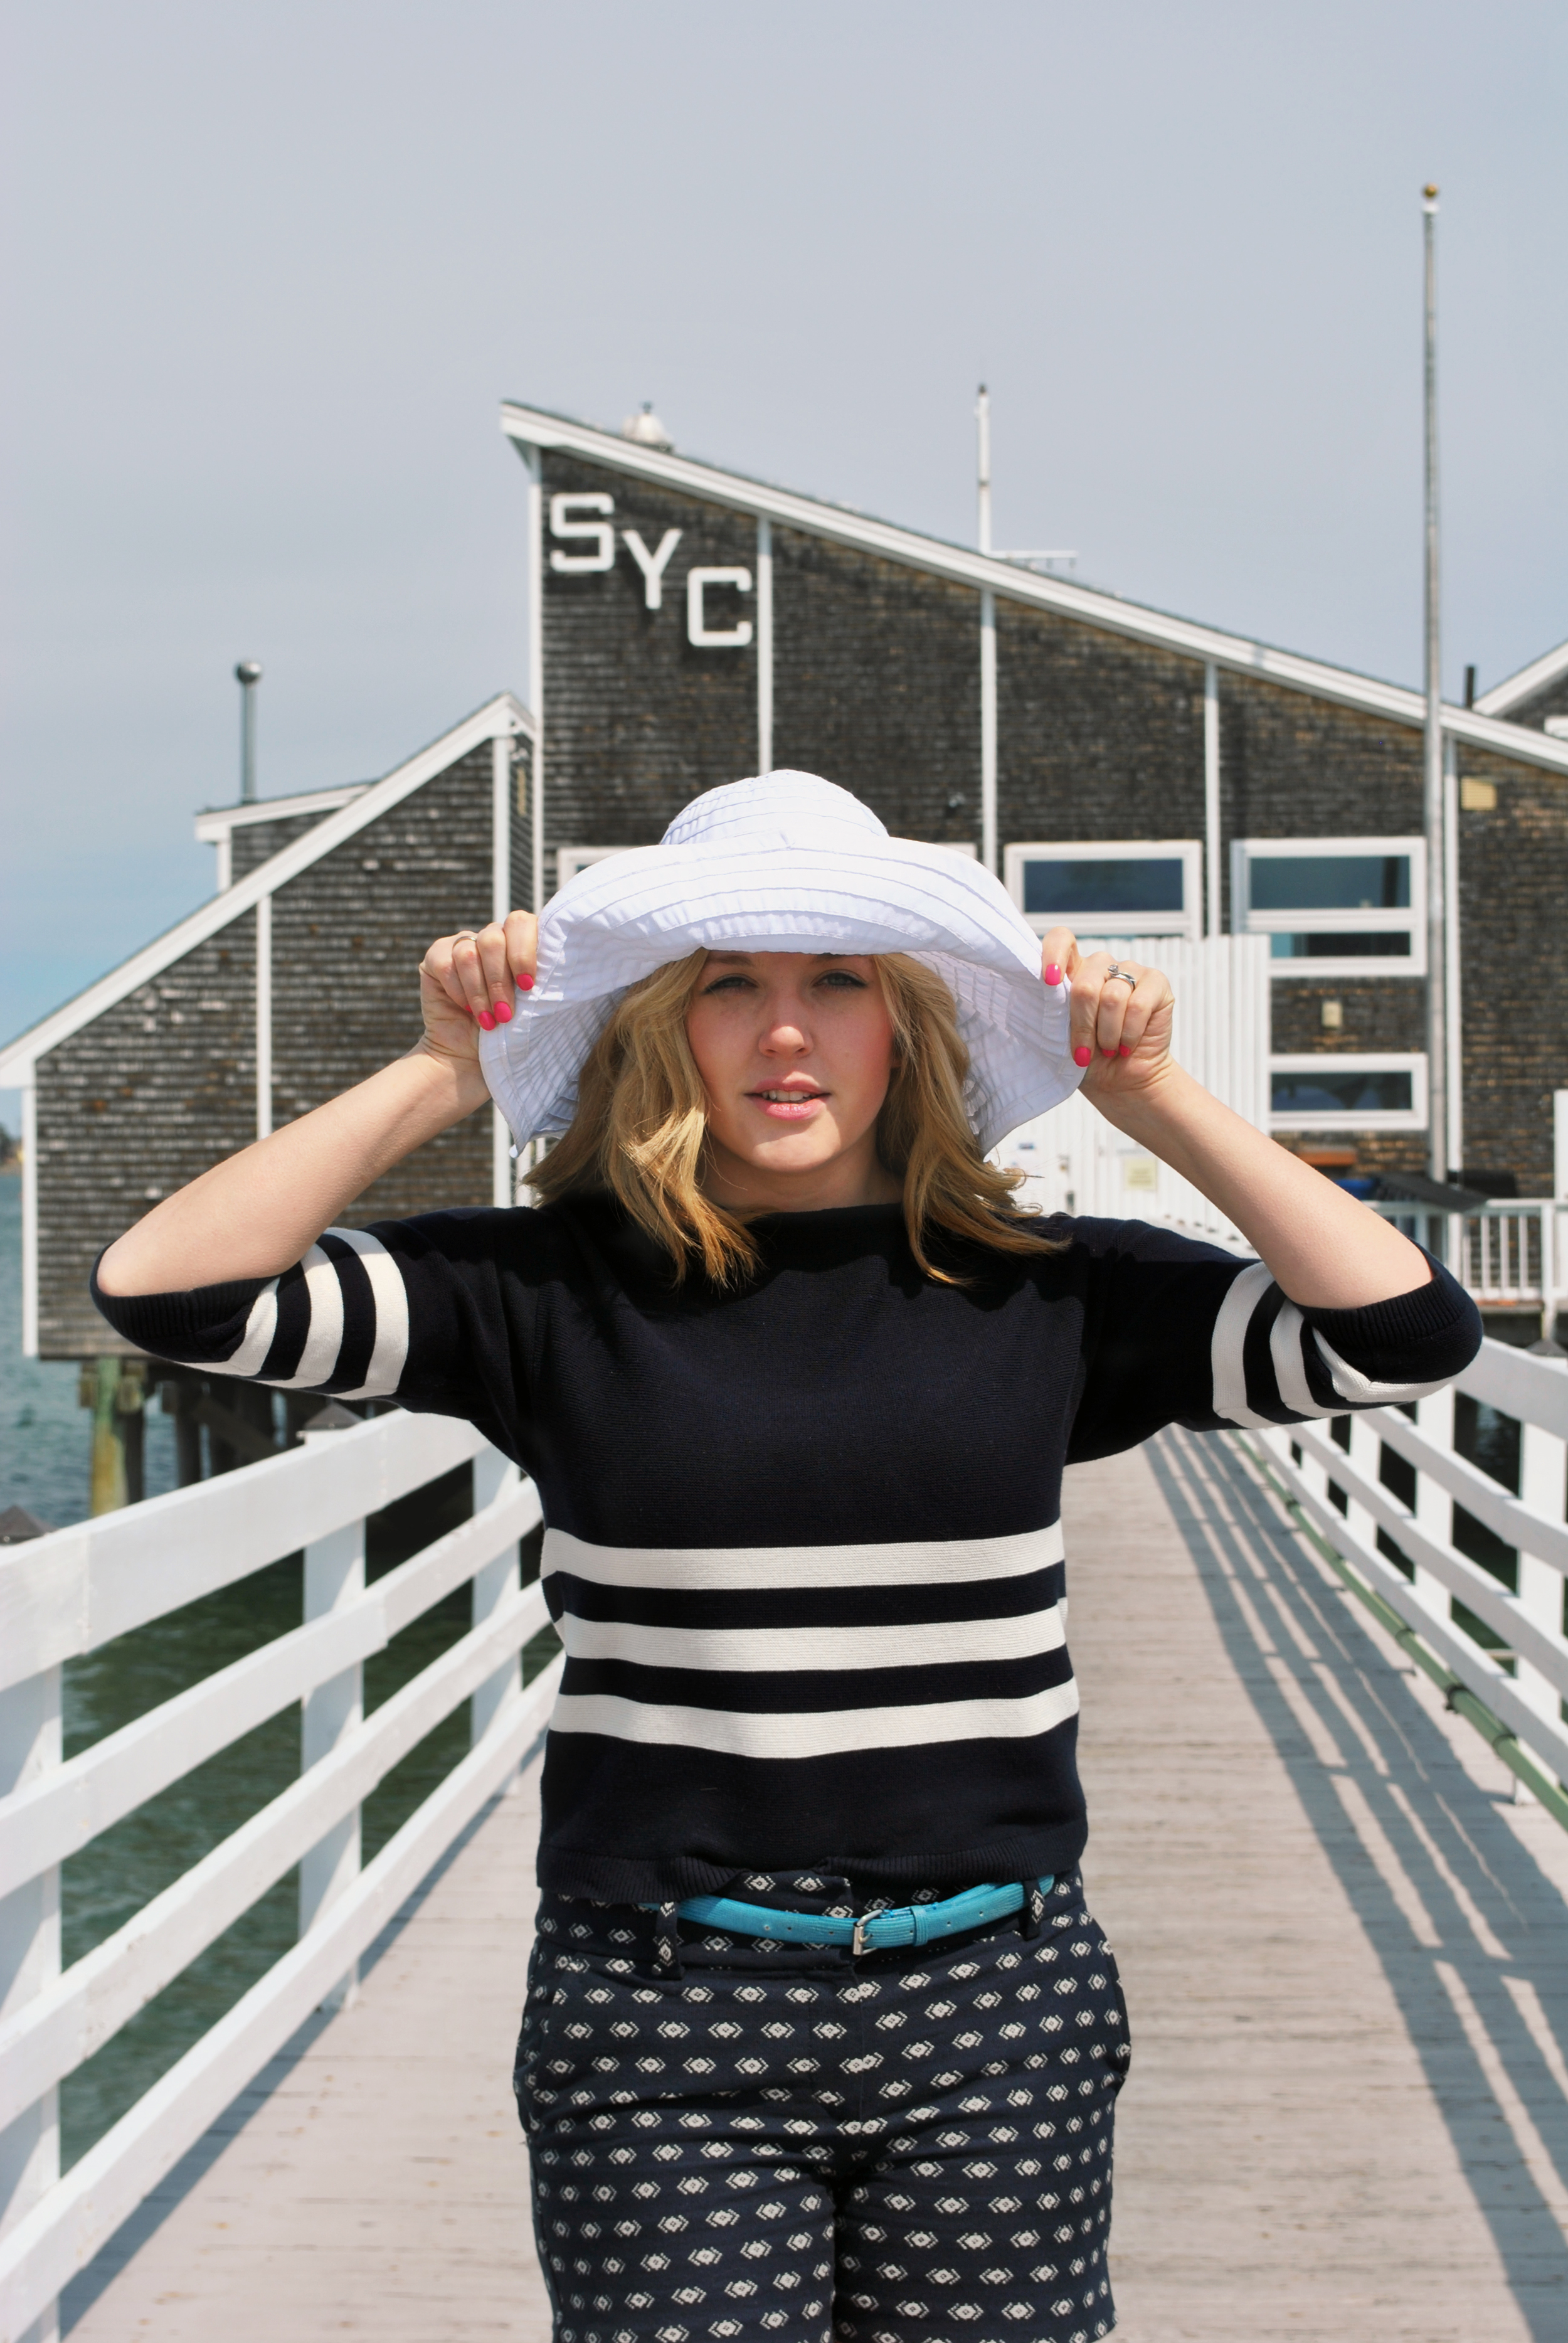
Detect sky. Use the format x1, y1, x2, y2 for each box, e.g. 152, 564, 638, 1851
2, 0, 1565, 1126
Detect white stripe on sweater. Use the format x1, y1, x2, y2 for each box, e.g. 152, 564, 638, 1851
1313, 1329, 1457, 1408
171, 1278, 278, 1378
558, 1605, 1066, 1674
543, 1522, 1063, 1595
548, 1677, 1080, 1758
270, 1243, 346, 1390
1209, 1260, 1277, 1428
329, 1228, 411, 1399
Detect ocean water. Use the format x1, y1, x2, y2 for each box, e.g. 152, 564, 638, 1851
1, 1171, 550, 2166
0, 1173, 178, 1527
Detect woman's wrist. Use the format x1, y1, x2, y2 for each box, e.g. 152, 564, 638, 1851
409, 1036, 492, 1124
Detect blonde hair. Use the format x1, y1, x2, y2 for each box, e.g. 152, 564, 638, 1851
527, 951, 1063, 1285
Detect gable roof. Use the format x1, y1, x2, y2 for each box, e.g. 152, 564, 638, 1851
0, 693, 531, 1085
501, 400, 1568, 780
1473, 637, 1568, 720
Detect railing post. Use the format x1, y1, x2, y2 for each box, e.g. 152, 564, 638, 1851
470, 1447, 523, 1783
1410, 1384, 1454, 1645
1344, 1413, 1379, 1558
298, 1413, 366, 2012
0, 1663, 62, 2343
1515, 1362, 1568, 1760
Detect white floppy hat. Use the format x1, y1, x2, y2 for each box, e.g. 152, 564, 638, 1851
478, 772, 1083, 1154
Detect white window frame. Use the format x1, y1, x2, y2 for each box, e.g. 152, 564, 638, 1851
1232, 834, 1426, 977
1003, 839, 1201, 940
553, 844, 638, 893
1268, 1051, 1429, 1132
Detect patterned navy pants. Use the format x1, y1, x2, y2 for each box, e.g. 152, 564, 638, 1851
514, 1872, 1129, 2343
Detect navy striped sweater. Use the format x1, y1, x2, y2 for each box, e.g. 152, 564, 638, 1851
93, 1201, 1480, 1902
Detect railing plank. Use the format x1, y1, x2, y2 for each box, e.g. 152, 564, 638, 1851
0, 1480, 543, 1889
0, 1413, 485, 1691
0, 1651, 563, 2343
1367, 1407, 1568, 1574
1461, 1341, 1568, 1442
1273, 1442, 1568, 1783
0, 1582, 550, 2131
1289, 1421, 1567, 1686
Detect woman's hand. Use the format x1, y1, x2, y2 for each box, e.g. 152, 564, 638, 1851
1038, 930, 1429, 1307
1041, 929, 1175, 1105
419, 912, 538, 1063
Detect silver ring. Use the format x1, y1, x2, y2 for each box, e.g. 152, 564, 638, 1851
1104, 962, 1138, 989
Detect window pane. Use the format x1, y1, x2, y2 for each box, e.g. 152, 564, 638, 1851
1022, 858, 1184, 918
1249, 853, 1410, 911
1270, 1068, 1414, 1115
1269, 932, 1411, 959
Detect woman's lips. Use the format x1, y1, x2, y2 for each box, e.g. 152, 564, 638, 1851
747, 1089, 827, 1120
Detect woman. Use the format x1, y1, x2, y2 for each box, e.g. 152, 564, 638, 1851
96, 772, 1480, 2343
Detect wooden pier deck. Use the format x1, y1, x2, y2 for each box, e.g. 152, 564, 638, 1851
61, 1433, 1568, 2342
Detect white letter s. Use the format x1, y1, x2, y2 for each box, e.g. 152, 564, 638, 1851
549, 492, 615, 573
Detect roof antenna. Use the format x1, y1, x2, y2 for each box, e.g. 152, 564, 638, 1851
235, 661, 262, 804
975, 385, 992, 555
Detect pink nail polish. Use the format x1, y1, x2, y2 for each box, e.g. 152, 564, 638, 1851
1073, 1045, 1093, 1068
477, 1009, 496, 1031
1101, 1047, 1116, 1058
493, 1000, 512, 1023
518, 972, 535, 992
1118, 1043, 1131, 1057
1044, 962, 1063, 988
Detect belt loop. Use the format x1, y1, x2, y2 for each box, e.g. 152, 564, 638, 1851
654, 1899, 685, 1979
1019, 1879, 1045, 1940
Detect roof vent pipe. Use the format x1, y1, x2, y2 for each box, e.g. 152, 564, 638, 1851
622, 401, 673, 450
235, 661, 262, 804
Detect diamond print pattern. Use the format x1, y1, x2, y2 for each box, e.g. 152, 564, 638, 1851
516, 1873, 1123, 2343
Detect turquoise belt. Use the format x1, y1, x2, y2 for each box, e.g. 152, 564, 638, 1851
646, 1876, 1056, 1958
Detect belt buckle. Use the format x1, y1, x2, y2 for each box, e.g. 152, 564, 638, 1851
851, 1914, 872, 1958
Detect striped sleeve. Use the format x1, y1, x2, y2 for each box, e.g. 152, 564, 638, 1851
90, 1208, 529, 1443
1065, 1219, 1481, 1462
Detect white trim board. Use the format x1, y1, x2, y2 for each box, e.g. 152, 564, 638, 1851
1473, 637, 1568, 720
0, 694, 533, 1084
1268, 1051, 1428, 1132
1004, 838, 1202, 941
194, 785, 369, 844
500, 402, 1568, 780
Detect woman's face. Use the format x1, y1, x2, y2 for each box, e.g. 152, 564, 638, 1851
684, 950, 902, 1209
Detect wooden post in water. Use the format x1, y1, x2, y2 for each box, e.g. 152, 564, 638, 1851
83, 1359, 144, 1515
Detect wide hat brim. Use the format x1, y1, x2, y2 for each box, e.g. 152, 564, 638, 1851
479, 827, 1084, 1156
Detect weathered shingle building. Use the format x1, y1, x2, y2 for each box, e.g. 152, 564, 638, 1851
0, 696, 531, 1373
501, 401, 1568, 1203
4, 402, 1565, 1410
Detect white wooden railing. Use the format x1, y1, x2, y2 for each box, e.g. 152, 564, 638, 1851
1255, 1336, 1568, 1798
0, 1412, 562, 2343
1371, 1198, 1568, 1338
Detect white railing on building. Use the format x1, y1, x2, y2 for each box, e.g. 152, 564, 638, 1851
1371, 1198, 1567, 1339
1253, 1335, 1568, 1802
0, 1411, 563, 2343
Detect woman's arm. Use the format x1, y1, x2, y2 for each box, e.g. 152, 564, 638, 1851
1041, 927, 1431, 1311
97, 913, 536, 1297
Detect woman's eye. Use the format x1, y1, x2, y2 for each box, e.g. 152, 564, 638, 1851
702, 974, 754, 995
817, 970, 866, 990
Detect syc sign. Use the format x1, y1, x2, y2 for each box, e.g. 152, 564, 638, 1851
548, 492, 754, 648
